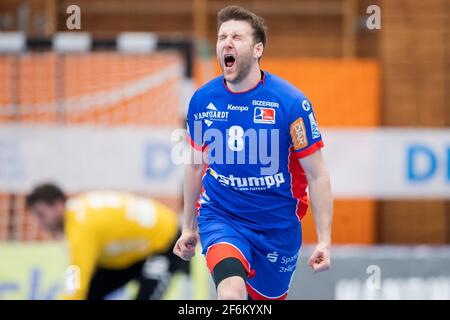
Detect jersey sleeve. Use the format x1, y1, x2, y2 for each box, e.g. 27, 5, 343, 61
288, 96, 324, 159
186, 91, 206, 152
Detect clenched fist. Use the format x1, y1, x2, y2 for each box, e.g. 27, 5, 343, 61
173, 229, 199, 261
307, 243, 331, 273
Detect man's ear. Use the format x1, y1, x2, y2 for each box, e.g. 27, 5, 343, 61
254, 42, 264, 59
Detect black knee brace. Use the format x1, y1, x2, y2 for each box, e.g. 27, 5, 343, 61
211, 257, 248, 288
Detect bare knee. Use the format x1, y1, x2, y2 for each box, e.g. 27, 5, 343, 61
217, 276, 247, 300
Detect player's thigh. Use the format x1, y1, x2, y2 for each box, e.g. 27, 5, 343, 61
246, 225, 302, 300
198, 214, 254, 279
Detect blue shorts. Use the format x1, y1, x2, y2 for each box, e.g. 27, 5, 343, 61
197, 207, 302, 300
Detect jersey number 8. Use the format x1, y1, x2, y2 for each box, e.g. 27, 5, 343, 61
227, 125, 244, 152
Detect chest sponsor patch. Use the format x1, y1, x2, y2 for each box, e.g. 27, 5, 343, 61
254, 107, 276, 124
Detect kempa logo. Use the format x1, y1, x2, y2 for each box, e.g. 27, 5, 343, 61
267, 252, 279, 263
227, 104, 249, 112
210, 169, 285, 190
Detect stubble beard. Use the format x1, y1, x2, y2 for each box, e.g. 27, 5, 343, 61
221, 50, 254, 85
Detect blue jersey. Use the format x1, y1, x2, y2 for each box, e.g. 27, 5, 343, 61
186, 71, 323, 230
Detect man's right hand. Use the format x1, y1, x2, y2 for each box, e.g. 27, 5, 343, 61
173, 229, 199, 261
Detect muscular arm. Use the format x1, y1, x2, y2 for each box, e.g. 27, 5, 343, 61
183, 147, 206, 231
174, 145, 205, 261
299, 149, 333, 271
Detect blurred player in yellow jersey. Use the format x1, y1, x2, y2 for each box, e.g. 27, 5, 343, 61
26, 183, 189, 300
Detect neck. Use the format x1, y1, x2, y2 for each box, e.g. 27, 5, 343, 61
226, 64, 262, 92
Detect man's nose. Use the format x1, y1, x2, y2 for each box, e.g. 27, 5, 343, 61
224, 36, 233, 47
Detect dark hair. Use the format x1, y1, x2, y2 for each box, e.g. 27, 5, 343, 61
217, 5, 268, 47
26, 183, 66, 208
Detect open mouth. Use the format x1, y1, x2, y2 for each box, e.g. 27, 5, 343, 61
224, 54, 236, 68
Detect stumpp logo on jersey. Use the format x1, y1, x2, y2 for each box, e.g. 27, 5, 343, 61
208, 168, 285, 191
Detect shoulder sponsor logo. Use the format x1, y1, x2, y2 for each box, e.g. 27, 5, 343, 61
252, 100, 279, 108
227, 104, 249, 112
302, 99, 311, 112
254, 107, 276, 124
193, 102, 229, 127
290, 117, 308, 150
308, 112, 321, 139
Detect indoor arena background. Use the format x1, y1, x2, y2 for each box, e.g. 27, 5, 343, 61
0, 0, 449, 299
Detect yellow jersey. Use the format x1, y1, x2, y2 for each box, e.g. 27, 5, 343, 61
62, 191, 178, 300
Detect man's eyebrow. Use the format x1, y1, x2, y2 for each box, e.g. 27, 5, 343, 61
218, 31, 244, 37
